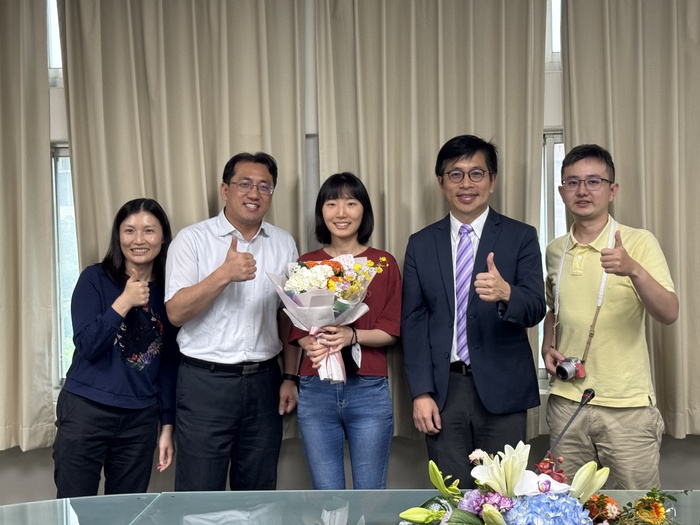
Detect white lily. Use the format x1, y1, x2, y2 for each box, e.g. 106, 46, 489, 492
514, 470, 571, 496
471, 441, 530, 497
500, 442, 530, 496
471, 454, 507, 495
569, 461, 610, 502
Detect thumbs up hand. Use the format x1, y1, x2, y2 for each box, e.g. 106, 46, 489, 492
474, 252, 512, 303
600, 230, 637, 276
113, 268, 150, 317
223, 234, 257, 282
125, 269, 150, 307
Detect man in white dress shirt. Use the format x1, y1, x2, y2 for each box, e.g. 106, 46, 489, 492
166, 152, 300, 491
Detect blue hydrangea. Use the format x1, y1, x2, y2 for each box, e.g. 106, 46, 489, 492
503, 493, 592, 525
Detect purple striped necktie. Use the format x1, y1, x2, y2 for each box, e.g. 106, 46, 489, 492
455, 224, 474, 364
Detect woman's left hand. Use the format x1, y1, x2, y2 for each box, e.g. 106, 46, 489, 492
156, 424, 174, 472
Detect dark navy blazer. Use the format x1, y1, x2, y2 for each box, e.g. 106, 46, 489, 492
401, 209, 545, 415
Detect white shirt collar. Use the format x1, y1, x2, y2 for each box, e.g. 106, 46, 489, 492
216, 208, 267, 241
449, 207, 489, 242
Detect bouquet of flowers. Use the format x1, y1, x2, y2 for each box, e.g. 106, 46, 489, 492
283, 254, 384, 310
398, 442, 685, 525
267, 254, 385, 382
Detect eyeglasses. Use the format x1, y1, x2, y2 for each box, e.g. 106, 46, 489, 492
443, 168, 489, 184
228, 180, 274, 196
560, 177, 612, 192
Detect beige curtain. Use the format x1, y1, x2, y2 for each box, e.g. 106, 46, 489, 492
58, 0, 306, 265
315, 0, 546, 437
561, 0, 700, 437
0, 0, 56, 451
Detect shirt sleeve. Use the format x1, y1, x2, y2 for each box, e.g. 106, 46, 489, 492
165, 228, 200, 302
71, 266, 125, 362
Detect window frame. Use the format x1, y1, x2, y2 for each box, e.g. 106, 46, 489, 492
538, 132, 565, 376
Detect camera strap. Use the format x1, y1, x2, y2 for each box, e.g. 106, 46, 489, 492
552, 217, 617, 363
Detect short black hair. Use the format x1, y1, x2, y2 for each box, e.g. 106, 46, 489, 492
561, 144, 616, 182
435, 135, 498, 179
101, 198, 172, 286
314, 172, 375, 245
222, 152, 278, 186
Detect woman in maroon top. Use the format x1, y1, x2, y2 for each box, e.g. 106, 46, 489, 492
290, 172, 402, 489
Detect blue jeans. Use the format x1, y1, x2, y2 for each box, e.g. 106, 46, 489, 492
297, 375, 394, 489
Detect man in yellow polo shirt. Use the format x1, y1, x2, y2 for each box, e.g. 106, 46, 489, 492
542, 144, 678, 489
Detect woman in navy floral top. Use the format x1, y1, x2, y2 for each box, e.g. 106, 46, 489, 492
52, 198, 178, 497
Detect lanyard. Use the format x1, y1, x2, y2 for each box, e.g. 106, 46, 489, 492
552, 218, 616, 363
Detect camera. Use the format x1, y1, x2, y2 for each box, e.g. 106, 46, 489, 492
556, 358, 586, 381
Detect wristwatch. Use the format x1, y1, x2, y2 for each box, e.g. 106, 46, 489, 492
282, 373, 300, 387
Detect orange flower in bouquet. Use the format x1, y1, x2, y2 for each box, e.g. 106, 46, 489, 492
586, 493, 621, 522
304, 258, 344, 274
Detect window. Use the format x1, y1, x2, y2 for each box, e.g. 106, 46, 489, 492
540, 133, 567, 246
537, 133, 566, 372
546, 0, 561, 70
51, 148, 79, 380
49, 0, 76, 382
48, 0, 63, 87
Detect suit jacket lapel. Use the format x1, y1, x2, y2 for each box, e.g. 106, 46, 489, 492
435, 216, 455, 315
470, 209, 502, 303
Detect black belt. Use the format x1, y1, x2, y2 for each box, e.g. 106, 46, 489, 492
183, 355, 275, 375
450, 362, 472, 376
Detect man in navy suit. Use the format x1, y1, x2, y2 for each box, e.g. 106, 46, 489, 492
402, 135, 545, 486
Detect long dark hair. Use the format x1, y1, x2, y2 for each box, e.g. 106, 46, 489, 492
101, 198, 172, 287
314, 172, 374, 245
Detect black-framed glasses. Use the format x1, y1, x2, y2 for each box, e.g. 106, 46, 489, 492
561, 176, 612, 192
228, 180, 274, 196
443, 168, 489, 184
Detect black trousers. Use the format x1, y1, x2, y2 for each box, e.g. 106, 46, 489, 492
426, 371, 527, 489
174, 358, 282, 491
52, 390, 159, 498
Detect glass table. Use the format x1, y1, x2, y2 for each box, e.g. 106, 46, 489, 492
1, 489, 698, 525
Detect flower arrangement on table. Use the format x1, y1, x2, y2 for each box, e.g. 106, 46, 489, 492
398, 442, 684, 525
267, 254, 386, 382
585, 488, 682, 524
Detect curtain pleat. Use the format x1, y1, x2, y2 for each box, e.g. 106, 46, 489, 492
562, 0, 700, 437
58, 0, 306, 266
0, 0, 56, 451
